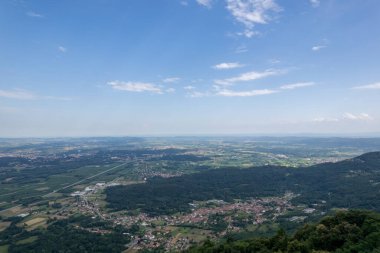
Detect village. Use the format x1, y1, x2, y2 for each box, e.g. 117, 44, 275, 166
63, 184, 304, 251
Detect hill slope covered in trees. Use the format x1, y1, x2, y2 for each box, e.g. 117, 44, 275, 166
106, 152, 380, 216
186, 210, 380, 253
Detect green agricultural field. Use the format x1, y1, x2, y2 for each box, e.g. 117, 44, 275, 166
0, 245, 9, 253
173, 227, 212, 242
0, 221, 11, 232
0, 163, 126, 209
15, 236, 38, 245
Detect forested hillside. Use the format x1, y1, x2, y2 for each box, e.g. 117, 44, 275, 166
186, 210, 380, 253
106, 152, 380, 216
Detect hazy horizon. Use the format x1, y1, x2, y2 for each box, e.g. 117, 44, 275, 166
2, 133, 380, 139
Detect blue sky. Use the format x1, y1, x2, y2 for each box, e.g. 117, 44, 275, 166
0, 0, 379, 137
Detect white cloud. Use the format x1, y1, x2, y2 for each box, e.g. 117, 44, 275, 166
226, 0, 281, 37
312, 45, 326, 51
180, 1, 189, 6
58, 46, 67, 53
162, 77, 181, 83
312, 113, 374, 123
310, 0, 320, 8
215, 69, 282, 86
237, 29, 258, 38
184, 85, 196, 90
26, 11, 43, 18
352, 82, 380, 90
312, 117, 339, 123
213, 62, 244, 70
196, 0, 213, 7
235, 45, 248, 53
0, 89, 36, 100
108, 81, 163, 94
216, 88, 277, 97
343, 113, 373, 121
188, 79, 316, 98
312, 39, 329, 51
280, 82, 315, 90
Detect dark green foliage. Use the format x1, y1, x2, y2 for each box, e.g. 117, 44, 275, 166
0, 215, 130, 253
208, 214, 229, 233
19, 196, 43, 206
50, 202, 62, 209
106, 152, 380, 216
186, 210, 380, 253
106, 166, 291, 215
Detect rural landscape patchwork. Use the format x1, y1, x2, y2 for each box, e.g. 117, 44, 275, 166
1, 0, 380, 252
1, 137, 380, 252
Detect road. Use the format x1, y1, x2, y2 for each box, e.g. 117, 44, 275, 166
0, 162, 129, 213
45, 162, 129, 196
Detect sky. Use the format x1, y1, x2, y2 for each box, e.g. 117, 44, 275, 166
0, 0, 380, 137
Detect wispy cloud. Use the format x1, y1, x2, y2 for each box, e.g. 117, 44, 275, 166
108, 81, 163, 94
187, 90, 210, 98
312, 45, 326, 51
212, 62, 244, 70
196, 0, 213, 8
216, 88, 277, 97
312, 39, 329, 51
226, 0, 281, 38
268, 59, 281, 64
312, 113, 374, 123
184, 85, 196, 90
162, 77, 181, 83
280, 82, 315, 90
310, 0, 320, 8
26, 11, 43, 18
312, 117, 339, 123
237, 30, 257, 38
235, 45, 248, 53
0, 88, 72, 101
352, 82, 380, 90
343, 113, 373, 121
184, 85, 208, 97
0, 89, 36, 100
188, 79, 314, 98
215, 69, 282, 86
58, 46, 67, 53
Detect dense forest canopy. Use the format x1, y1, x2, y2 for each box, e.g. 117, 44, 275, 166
0, 215, 130, 253
106, 152, 380, 216
186, 210, 380, 253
